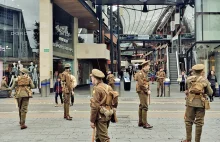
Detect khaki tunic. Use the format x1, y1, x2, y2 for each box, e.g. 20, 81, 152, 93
0, 80, 11, 91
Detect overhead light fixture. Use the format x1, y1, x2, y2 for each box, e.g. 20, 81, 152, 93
139, 0, 148, 2
143, 3, 148, 12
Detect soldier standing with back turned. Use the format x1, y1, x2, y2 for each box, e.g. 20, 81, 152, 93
10, 68, 35, 129
182, 64, 213, 142
156, 67, 166, 97
136, 60, 153, 129
61, 63, 72, 120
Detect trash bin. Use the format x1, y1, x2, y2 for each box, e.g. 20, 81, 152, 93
124, 77, 131, 91
90, 82, 93, 97
114, 78, 121, 95
46, 79, 50, 97
164, 78, 170, 97
41, 79, 47, 97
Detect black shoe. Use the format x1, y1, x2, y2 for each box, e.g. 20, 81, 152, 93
143, 123, 153, 129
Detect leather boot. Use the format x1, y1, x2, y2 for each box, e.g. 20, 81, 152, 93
66, 116, 72, 121
64, 103, 67, 118
138, 108, 143, 127
20, 123, 27, 129
157, 88, 159, 97
143, 123, 153, 129
195, 126, 202, 142
186, 125, 192, 142
181, 140, 191, 142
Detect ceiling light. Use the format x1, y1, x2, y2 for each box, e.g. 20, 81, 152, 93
139, 0, 148, 2
143, 4, 148, 12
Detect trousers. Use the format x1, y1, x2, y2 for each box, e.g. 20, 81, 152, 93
17, 97, 29, 124
138, 93, 148, 124
157, 81, 164, 96
95, 121, 110, 142
185, 106, 205, 142
63, 93, 71, 116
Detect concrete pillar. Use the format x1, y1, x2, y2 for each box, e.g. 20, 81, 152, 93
215, 52, 220, 84
73, 18, 79, 81
39, 0, 53, 90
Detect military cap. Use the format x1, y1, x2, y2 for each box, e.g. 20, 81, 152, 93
90, 69, 105, 78
141, 60, 150, 66
64, 63, 71, 68
20, 68, 30, 74
192, 64, 205, 71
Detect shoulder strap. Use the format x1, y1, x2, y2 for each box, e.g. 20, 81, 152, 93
196, 76, 203, 82
94, 85, 108, 105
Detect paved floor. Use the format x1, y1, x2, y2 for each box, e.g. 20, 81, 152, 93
1, 81, 220, 142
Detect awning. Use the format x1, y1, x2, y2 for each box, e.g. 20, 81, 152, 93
54, 0, 108, 31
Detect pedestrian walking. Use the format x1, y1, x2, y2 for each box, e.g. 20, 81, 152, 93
207, 70, 217, 102
53, 77, 63, 107
10, 68, 35, 129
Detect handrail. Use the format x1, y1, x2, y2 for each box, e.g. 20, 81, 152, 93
176, 51, 180, 76
166, 45, 170, 78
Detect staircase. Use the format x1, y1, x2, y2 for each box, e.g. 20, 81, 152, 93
169, 53, 178, 84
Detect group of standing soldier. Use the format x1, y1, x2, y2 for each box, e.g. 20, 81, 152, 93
7, 61, 213, 142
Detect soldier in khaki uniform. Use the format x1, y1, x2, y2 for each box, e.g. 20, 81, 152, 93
136, 60, 153, 129
156, 67, 166, 97
0, 76, 12, 97
106, 71, 115, 90
182, 64, 213, 142
10, 68, 35, 129
61, 63, 72, 120
90, 69, 118, 142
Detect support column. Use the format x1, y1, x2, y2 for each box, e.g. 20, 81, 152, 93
0, 61, 3, 83
110, 6, 114, 73
97, 5, 103, 43
73, 18, 79, 82
39, 0, 53, 94
117, 5, 121, 72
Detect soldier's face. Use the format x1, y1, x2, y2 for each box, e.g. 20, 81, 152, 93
143, 65, 150, 72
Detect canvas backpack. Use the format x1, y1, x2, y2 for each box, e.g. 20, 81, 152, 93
189, 76, 206, 94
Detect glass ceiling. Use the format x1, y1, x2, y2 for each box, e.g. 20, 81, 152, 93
120, 5, 167, 35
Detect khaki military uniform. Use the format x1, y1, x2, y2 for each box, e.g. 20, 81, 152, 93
136, 69, 150, 126
0, 79, 12, 96
11, 72, 34, 129
61, 70, 72, 119
183, 64, 213, 142
90, 69, 118, 142
106, 74, 115, 90
156, 71, 166, 97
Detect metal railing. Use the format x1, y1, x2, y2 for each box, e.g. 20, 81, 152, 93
166, 46, 170, 78
176, 51, 180, 76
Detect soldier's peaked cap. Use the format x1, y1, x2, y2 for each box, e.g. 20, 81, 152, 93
90, 69, 105, 78
141, 60, 150, 66
192, 64, 205, 71
20, 68, 30, 74
64, 63, 71, 68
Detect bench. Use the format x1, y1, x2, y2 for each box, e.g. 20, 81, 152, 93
0, 90, 10, 98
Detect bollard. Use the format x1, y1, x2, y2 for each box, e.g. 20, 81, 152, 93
114, 78, 121, 96
46, 79, 50, 97
90, 82, 93, 97
41, 80, 47, 97
164, 78, 170, 97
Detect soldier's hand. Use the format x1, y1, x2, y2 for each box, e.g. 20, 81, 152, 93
148, 90, 151, 95
90, 122, 95, 129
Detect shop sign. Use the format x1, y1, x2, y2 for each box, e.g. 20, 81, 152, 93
44, 49, 50, 52
0, 45, 11, 52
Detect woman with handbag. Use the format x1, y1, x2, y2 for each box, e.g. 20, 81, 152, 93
207, 70, 218, 102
